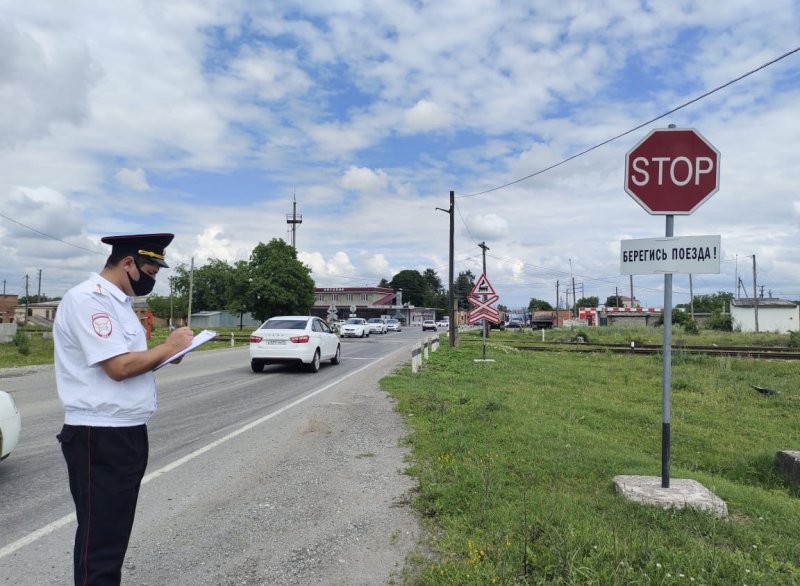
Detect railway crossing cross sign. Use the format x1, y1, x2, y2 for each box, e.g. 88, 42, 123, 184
467, 273, 500, 324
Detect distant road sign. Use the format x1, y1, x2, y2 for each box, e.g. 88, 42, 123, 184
621, 235, 721, 275
625, 128, 720, 215
467, 273, 501, 324
470, 273, 496, 298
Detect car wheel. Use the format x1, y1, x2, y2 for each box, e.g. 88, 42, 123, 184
361, 330, 366, 338
306, 349, 321, 372
331, 344, 341, 365
251, 359, 265, 373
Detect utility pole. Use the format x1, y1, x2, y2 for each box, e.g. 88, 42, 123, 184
478, 241, 489, 342
24, 274, 30, 326
571, 278, 577, 318
689, 274, 694, 321
752, 254, 759, 333
436, 191, 456, 346
629, 275, 634, 307
286, 194, 303, 249
37, 269, 42, 301
187, 257, 194, 329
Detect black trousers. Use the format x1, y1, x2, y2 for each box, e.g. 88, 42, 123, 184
58, 424, 149, 586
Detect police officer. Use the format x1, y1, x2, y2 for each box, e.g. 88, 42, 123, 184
54, 233, 194, 586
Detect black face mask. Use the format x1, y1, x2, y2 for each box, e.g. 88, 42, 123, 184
128, 261, 156, 296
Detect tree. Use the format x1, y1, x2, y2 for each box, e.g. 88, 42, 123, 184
605, 295, 624, 307
145, 294, 186, 322
528, 298, 553, 312
227, 260, 253, 328
389, 270, 429, 307
421, 268, 447, 308
452, 270, 476, 310
685, 291, 734, 313
170, 258, 235, 312
248, 239, 316, 321
576, 296, 599, 308
377, 278, 390, 288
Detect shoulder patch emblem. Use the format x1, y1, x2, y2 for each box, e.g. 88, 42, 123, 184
92, 312, 113, 338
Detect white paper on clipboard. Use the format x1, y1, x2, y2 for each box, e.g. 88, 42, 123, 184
154, 329, 218, 370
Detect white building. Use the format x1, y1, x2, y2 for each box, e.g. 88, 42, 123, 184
730, 298, 799, 333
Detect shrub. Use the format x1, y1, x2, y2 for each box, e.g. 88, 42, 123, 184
705, 312, 733, 331
13, 329, 31, 355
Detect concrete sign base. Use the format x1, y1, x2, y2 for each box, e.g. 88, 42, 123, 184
613, 475, 728, 518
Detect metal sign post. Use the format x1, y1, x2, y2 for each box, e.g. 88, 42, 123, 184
661, 215, 674, 488
624, 126, 721, 490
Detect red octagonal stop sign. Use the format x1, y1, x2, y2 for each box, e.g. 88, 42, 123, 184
625, 128, 720, 215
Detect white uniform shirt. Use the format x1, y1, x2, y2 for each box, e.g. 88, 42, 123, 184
54, 273, 156, 426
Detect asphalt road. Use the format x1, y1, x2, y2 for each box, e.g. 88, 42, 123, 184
0, 328, 433, 585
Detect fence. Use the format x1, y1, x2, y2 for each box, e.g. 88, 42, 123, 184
411, 333, 440, 373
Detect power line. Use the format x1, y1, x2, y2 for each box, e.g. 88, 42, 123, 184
0, 212, 100, 255
457, 46, 800, 199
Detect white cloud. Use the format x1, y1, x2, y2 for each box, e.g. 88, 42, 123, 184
2, 2, 800, 306
299, 251, 357, 280
340, 166, 389, 194
403, 99, 452, 132
115, 167, 151, 191
465, 213, 509, 241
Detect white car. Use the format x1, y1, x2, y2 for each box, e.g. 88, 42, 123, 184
436, 319, 449, 328
0, 390, 21, 462
367, 318, 388, 334
422, 319, 437, 332
340, 318, 370, 338
249, 316, 340, 373
386, 319, 401, 332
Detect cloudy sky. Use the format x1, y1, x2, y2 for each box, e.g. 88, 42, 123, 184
2, 1, 799, 311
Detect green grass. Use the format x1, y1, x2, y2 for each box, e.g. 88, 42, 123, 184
0, 327, 248, 369
493, 325, 796, 348
384, 338, 800, 585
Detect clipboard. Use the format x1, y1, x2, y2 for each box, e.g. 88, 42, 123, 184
154, 329, 218, 370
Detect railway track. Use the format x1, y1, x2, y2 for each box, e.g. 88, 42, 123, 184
471, 340, 800, 360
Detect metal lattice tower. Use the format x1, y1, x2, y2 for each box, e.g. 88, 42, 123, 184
286, 195, 302, 249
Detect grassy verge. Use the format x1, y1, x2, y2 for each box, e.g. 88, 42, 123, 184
383, 334, 800, 584
0, 327, 248, 369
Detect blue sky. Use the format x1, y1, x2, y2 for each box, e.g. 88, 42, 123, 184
2, 1, 800, 311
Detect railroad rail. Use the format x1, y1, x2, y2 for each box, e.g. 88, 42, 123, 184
467, 340, 800, 360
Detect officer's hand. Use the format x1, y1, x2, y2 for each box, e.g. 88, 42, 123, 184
164, 326, 194, 354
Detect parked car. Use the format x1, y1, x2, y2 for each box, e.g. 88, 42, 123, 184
436, 319, 449, 328
422, 319, 437, 332
340, 317, 370, 338
249, 316, 340, 373
0, 390, 21, 462
367, 318, 388, 334
506, 319, 525, 329
386, 319, 401, 332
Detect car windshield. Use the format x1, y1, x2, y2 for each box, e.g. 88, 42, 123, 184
261, 319, 308, 330
345, 318, 364, 324
368, 318, 382, 323
387, 319, 398, 324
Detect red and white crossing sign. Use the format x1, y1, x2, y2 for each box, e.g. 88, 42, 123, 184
467, 273, 501, 324
470, 273, 497, 298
